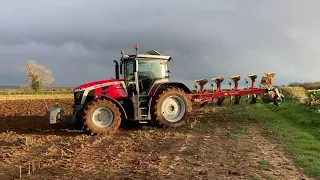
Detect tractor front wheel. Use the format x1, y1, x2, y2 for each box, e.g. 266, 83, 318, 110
152, 87, 192, 127
82, 99, 121, 135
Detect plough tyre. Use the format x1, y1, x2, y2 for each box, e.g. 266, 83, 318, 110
273, 92, 285, 106
82, 99, 122, 135
152, 87, 192, 127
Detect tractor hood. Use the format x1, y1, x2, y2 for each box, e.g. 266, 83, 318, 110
73, 79, 124, 92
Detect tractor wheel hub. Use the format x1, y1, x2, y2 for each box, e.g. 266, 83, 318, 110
161, 96, 185, 122
92, 107, 114, 128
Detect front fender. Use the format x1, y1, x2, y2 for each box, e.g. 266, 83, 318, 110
94, 94, 128, 120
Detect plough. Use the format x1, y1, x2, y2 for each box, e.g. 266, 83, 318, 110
190, 72, 284, 107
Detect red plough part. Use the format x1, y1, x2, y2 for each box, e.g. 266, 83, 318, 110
189, 72, 284, 107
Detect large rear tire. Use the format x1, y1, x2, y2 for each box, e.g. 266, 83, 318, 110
152, 87, 192, 128
82, 99, 121, 135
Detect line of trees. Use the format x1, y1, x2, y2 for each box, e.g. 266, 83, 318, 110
288, 82, 320, 90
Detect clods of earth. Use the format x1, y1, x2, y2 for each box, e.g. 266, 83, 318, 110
0, 99, 314, 180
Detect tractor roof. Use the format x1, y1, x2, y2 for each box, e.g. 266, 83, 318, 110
121, 49, 171, 61
136, 54, 171, 60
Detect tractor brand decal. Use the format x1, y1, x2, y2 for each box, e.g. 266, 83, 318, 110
95, 81, 122, 88
94, 83, 109, 89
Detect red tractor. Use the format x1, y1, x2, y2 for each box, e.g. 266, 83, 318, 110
47, 45, 284, 135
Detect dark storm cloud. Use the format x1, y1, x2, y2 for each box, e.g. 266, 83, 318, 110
0, 0, 319, 88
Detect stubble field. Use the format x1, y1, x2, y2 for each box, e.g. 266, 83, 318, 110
0, 96, 316, 180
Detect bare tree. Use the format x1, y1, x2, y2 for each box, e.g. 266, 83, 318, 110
22, 60, 54, 92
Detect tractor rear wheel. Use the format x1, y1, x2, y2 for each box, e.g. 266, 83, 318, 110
82, 99, 121, 135
152, 87, 192, 127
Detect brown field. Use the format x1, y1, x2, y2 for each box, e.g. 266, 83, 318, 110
0, 97, 314, 180
0, 94, 73, 101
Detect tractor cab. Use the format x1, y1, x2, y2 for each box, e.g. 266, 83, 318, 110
112, 45, 174, 121
117, 45, 172, 96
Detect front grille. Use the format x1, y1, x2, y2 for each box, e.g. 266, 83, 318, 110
74, 91, 84, 105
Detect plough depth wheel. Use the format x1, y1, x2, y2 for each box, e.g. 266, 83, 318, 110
273, 93, 285, 106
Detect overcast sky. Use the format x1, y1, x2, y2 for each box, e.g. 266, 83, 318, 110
0, 0, 319, 88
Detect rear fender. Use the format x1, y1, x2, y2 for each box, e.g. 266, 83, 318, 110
94, 94, 128, 120
150, 82, 192, 96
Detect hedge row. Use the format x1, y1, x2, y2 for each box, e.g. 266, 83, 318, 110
288, 81, 320, 90
277, 87, 320, 106
278, 87, 308, 103
306, 89, 320, 106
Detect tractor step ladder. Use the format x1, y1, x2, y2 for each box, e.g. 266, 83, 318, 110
139, 95, 149, 121
132, 94, 150, 121
139, 120, 148, 123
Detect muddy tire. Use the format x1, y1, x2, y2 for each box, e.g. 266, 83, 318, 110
82, 99, 121, 135
152, 87, 192, 127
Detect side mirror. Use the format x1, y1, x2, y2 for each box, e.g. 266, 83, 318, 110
167, 70, 171, 73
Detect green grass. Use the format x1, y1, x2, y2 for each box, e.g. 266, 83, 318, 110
224, 125, 247, 139
247, 100, 320, 178
257, 160, 275, 170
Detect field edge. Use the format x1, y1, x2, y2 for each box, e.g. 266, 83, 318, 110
247, 101, 320, 179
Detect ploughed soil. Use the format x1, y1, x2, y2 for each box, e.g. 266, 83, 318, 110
0, 99, 314, 180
